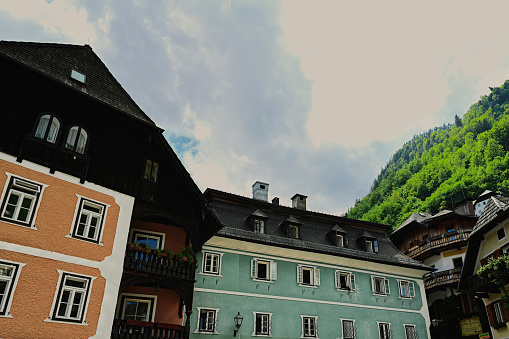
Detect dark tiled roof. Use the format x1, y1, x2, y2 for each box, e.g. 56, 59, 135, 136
357, 230, 377, 240
471, 196, 509, 237
330, 224, 346, 234
392, 212, 431, 235
0, 41, 155, 126
251, 209, 269, 218
206, 189, 431, 271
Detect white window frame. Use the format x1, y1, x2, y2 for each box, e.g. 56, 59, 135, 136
48, 271, 94, 324
200, 251, 223, 276
289, 224, 300, 239
0, 260, 24, 318
251, 258, 277, 282
130, 229, 165, 249
254, 218, 266, 234
252, 311, 273, 337
340, 318, 356, 339
378, 322, 391, 339
195, 307, 220, 334
118, 293, 157, 322
335, 270, 355, 292
336, 233, 344, 247
300, 315, 318, 338
297, 265, 320, 287
0, 174, 46, 228
497, 227, 507, 241
397, 280, 415, 299
403, 324, 417, 339
68, 195, 108, 244
494, 301, 505, 324
371, 276, 390, 296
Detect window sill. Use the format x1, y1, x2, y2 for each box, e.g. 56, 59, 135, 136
298, 284, 318, 288
252, 333, 273, 337
44, 318, 88, 326
252, 278, 274, 283
0, 313, 13, 318
336, 288, 354, 293
65, 234, 103, 245
372, 293, 389, 297
398, 296, 413, 300
198, 272, 223, 278
494, 321, 507, 329
0, 219, 37, 230
194, 330, 219, 334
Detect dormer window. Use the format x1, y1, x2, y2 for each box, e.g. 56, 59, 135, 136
280, 215, 302, 239
65, 126, 88, 154
288, 224, 300, 239
357, 231, 379, 253
254, 218, 265, 234
336, 233, 344, 247
247, 209, 269, 234
327, 225, 348, 247
34, 113, 61, 144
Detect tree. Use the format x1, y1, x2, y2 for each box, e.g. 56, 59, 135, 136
455, 114, 463, 127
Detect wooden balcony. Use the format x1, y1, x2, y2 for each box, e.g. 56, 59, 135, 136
123, 245, 196, 282
404, 229, 472, 260
467, 274, 499, 293
111, 320, 186, 339
424, 268, 462, 291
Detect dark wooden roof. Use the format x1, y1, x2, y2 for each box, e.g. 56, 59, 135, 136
204, 189, 431, 271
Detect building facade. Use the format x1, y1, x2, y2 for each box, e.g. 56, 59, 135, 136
190, 183, 433, 339
0, 41, 221, 338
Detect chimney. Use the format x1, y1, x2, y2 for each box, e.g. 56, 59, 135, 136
291, 194, 307, 210
252, 181, 269, 201
272, 197, 279, 205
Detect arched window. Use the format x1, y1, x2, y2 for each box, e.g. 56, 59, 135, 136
34, 114, 61, 143
64, 126, 89, 154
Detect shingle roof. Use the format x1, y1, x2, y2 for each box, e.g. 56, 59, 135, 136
471, 196, 509, 237
205, 189, 431, 271
0, 41, 155, 126
391, 212, 431, 236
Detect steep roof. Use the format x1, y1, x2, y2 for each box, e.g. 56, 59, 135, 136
391, 212, 431, 237
0, 40, 155, 126
204, 189, 431, 271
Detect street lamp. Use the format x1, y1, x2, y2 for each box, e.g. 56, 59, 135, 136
234, 312, 243, 337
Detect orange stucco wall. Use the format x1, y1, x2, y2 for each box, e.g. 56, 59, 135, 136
0, 250, 105, 339
0, 160, 121, 261
121, 285, 183, 325
130, 220, 188, 253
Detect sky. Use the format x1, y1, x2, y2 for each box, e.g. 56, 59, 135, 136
2, 0, 509, 215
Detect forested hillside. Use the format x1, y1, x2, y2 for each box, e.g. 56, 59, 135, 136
348, 80, 509, 229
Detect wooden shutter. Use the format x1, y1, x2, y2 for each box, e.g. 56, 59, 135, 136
334, 271, 340, 288
384, 278, 390, 295
270, 261, 277, 280
409, 282, 415, 297
350, 274, 356, 291
371, 276, 376, 292
487, 303, 496, 326
251, 259, 256, 278
297, 265, 303, 284
314, 268, 320, 286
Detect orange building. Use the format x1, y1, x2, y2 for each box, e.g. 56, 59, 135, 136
0, 41, 221, 338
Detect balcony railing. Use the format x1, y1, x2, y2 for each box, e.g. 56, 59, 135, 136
405, 229, 472, 259
111, 320, 186, 339
467, 274, 499, 293
423, 268, 462, 290
124, 245, 196, 281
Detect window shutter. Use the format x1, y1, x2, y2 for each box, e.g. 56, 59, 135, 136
371, 276, 376, 292
297, 265, 302, 284
409, 282, 415, 297
384, 278, 390, 295
350, 274, 356, 291
487, 303, 496, 326
251, 259, 256, 278
314, 268, 320, 286
373, 239, 379, 253
335, 271, 339, 288
270, 261, 277, 280
345, 235, 349, 247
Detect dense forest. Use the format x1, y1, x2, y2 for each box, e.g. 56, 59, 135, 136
347, 80, 509, 229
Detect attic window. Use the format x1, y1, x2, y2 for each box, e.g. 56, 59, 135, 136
366, 239, 379, 253
254, 218, 265, 234
70, 69, 86, 84
288, 224, 299, 239
144, 160, 159, 182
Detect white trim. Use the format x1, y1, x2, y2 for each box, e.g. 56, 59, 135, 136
117, 293, 158, 322
252, 311, 273, 337
201, 251, 224, 276
194, 288, 423, 313
67, 194, 110, 245
129, 228, 166, 249
251, 258, 277, 282
335, 270, 355, 292
397, 280, 415, 299
403, 324, 417, 339
0, 259, 25, 318
377, 322, 391, 339
300, 314, 318, 339
297, 264, 319, 287
195, 307, 220, 334
497, 226, 507, 242
339, 318, 356, 339
371, 275, 389, 296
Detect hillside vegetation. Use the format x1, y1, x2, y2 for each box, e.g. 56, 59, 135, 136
348, 80, 509, 229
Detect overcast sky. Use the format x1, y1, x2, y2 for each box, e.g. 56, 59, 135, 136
2, 0, 509, 215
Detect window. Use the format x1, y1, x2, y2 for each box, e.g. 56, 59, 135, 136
497, 227, 506, 241
398, 280, 415, 298
336, 233, 344, 247
289, 224, 300, 239
70, 69, 86, 83
131, 229, 165, 249
404, 325, 417, 339
119, 294, 156, 322
195, 307, 219, 334
301, 316, 317, 338
446, 226, 455, 233
366, 239, 379, 253
254, 218, 266, 234
0, 261, 22, 317
71, 197, 107, 243
0, 176, 43, 228
253, 312, 272, 336
51, 272, 92, 323
144, 159, 159, 182
371, 276, 389, 296
201, 252, 222, 276
64, 125, 88, 154
335, 271, 355, 291
341, 319, 356, 339
297, 265, 320, 287
378, 323, 391, 339
494, 301, 504, 324
251, 258, 277, 281
34, 113, 61, 143
453, 257, 463, 268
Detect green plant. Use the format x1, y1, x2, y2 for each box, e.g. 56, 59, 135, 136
177, 246, 195, 262
145, 245, 152, 254
477, 254, 509, 310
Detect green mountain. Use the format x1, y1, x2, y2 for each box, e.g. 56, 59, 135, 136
347, 80, 509, 229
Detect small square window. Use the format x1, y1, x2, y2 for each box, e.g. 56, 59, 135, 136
195, 307, 219, 333
301, 316, 317, 338
289, 224, 299, 239
372, 276, 390, 296
202, 252, 222, 275
70, 69, 86, 84
253, 312, 272, 336
0, 261, 22, 317
254, 218, 265, 234
404, 324, 418, 339
341, 319, 356, 339
335, 271, 355, 291
51, 272, 92, 323
144, 159, 159, 182
297, 265, 320, 287
71, 197, 107, 243
497, 227, 506, 241
251, 258, 277, 281
398, 280, 415, 299
0, 176, 44, 228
